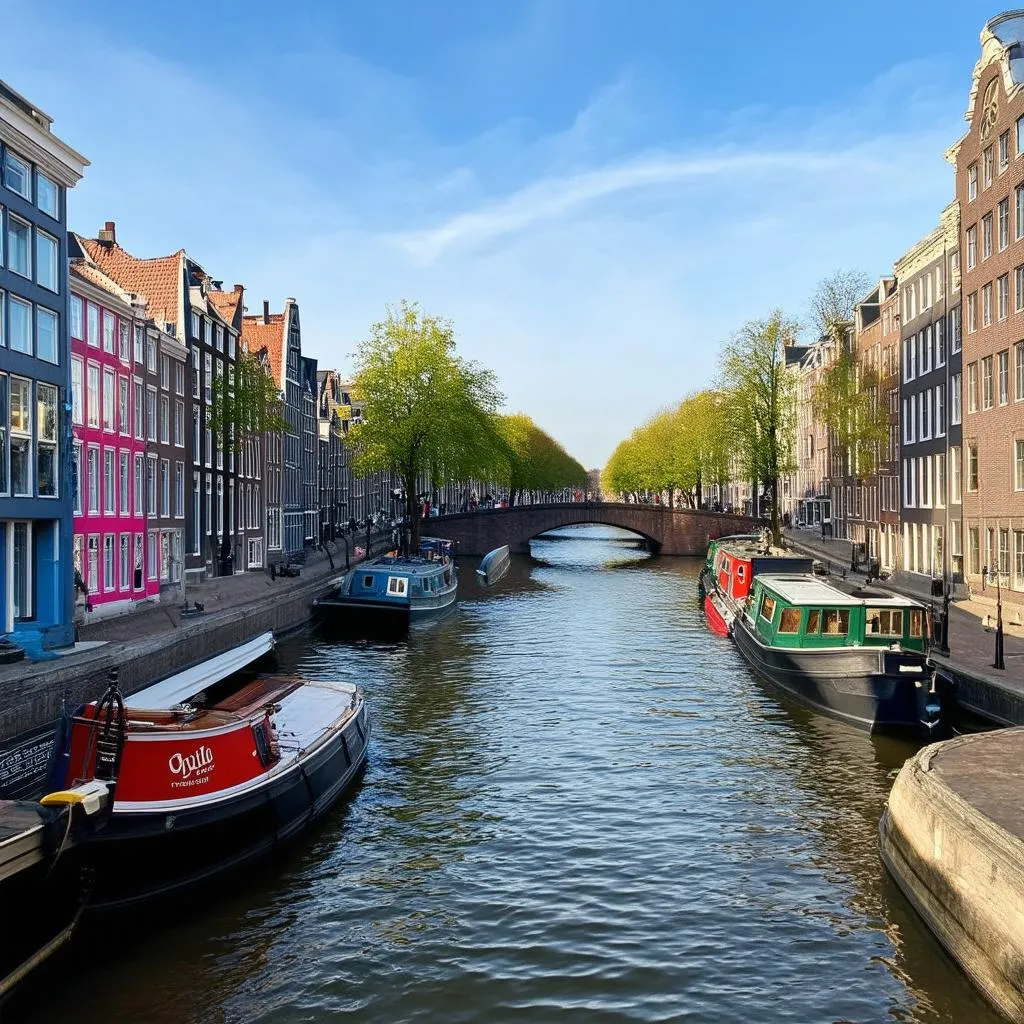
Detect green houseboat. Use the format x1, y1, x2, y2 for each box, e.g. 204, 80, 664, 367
731, 574, 940, 733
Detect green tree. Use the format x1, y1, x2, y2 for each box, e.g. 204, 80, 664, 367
719, 311, 798, 545
494, 414, 587, 505
347, 301, 503, 548
208, 348, 288, 573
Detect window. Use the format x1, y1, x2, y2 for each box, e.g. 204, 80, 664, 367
160, 355, 169, 391
1000, 529, 1011, 577
146, 337, 157, 373
936, 319, 945, 367
968, 362, 978, 412
9, 296, 30, 353
133, 380, 144, 439
387, 576, 408, 597
920, 390, 931, 440
69, 294, 84, 340
134, 453, 143, 516
1000, 130, 1011, 171
968, 444, 979, 491
984, 146, 994, 188
160, 459, 169, 517
999, 198, 1010, 249
102, 367, 115, 431
950, 447, 962, 503
215, 325, 224, 352
174, 400, 184, 446
982, 355, 994, 409
867, 608, 903, 636
999, 274, 1009, 320
3, 151, 30, 198
966, 226, 977, 268
1016, 440, 1024, 491
119, 450, 129, 514
968, 163, 978, 201
102, 311, 115, 354
192, 408, 200, 463
983, 214, 993, 259
951, 373, 962, 424
999, 349, 1010, 405
147, 457, 157, 519
35, 231, 58, 291
758, 594, 776, 623
118, 376, 129, 433
175, 462, 184, 516
174, 362, 184, 396
148, 531, 158, 580
228, 334, 235, 359
133, 324, 144, 364
37, 171, 58, 218
103, 535, 115, 592
935, 385, 945, 436
119, 535, 130, 592
920, 328, 932, 374
969, 526, 980, 576
103, 448, 114, 513
146, 386, 157, 441
822, 609, 850, 635
71, 358, 83, 424
205, 428, 212, 467
87, 303, 99, 347
159, 394, 169, 444
1017, 532, 1024, 591
192, 472, 201, 553
983, 282, 993, 326
935, 453, 946, 508
967, 292, 978, 333
909, 609, 924, 638
72, 442, 82, 513
778, 607, 802, 634
191, 311, 200, 339
204, 353, 212, 403
951, 308, 961, 353
217, 478, 224, 535
118, 322, 129, 363
192, 351, 200, 399
36, 307, 57, 364
1017, 341, 1024, 401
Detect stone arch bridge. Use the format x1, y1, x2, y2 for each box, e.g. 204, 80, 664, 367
425, 503, 758, 557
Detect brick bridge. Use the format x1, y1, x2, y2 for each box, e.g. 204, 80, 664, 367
425, 502, 758, 556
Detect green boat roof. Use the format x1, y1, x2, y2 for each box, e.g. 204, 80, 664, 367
755, 574, 925, 609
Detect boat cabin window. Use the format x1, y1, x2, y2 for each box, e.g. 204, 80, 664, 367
821, 609, 850, 635
909, 608, 924, 638
363, 575, 375, 588
866, 608, 903, 636
736, 565, 746, 582
806, 610, 820, 633
387, 576, 408, 596
758, 594, 776, 623
777, 607, 802, 633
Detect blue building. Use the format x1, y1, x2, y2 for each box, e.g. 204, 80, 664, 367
0, 81, 87, 653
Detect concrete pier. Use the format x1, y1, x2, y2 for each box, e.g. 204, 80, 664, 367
880, 729, 1024, 1021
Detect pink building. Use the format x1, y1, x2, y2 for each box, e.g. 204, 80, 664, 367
69, 260, 158, 616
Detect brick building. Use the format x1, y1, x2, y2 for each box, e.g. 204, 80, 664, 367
950, 13, 1024, 604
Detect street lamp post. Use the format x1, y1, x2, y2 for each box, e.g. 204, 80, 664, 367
995, 570, 1006, 671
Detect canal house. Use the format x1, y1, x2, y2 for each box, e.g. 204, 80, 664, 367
0, 80, 87, 652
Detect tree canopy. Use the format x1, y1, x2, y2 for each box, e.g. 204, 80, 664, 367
346, 301, 503, 546
492, 413, 588, 504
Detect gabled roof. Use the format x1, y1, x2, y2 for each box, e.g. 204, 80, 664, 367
241, 313, 285, 387
79, 236, 183, 327
69, 258, 136, 308
208, 285, 244, 330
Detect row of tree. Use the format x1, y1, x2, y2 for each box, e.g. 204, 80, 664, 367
602, 271, 889, 545
347, 301, 588, 546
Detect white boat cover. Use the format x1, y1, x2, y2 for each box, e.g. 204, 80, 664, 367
126, 632, 276, 709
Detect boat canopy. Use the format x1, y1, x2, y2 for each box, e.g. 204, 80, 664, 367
125, 631, 275, 709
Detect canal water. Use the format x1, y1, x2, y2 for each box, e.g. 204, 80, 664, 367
18, 526, 999, 1023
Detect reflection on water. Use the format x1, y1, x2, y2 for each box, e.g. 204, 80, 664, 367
15, 525, 998, 1023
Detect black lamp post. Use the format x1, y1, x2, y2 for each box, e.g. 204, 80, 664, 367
995, 569, 1006, 671
937, 577, 951, 657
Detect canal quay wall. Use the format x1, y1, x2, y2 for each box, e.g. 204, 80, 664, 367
881, 730, 1024, 1022
0, 555, 345, 799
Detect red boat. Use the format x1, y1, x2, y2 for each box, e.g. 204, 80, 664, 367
50, 632, 370, 909
703, 541, 813, 637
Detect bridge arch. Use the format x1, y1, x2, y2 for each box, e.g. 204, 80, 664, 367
425, 503, 758, 557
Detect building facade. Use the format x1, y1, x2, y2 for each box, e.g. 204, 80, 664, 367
878, 281, 903, 573
301, 354, 318, 546
68, 256, 156, 616
950, 14, 1024, 603
0, 81, 87, 650
317, 368, 350, 543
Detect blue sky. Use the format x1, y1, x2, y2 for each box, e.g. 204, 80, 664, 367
8, 1, 997, 466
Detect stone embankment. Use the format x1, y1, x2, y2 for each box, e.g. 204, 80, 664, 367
881, 730, 1024, 1022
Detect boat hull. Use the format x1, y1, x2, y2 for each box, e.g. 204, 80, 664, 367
731, 613, 933, 733
703, 593, 732, 637
83, 702, 371, 910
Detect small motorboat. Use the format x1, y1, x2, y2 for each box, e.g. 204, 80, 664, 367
314, 537, 458, 635
50, 632, 370, 909
1, 781, 110, 1002
477, 545, 511, 586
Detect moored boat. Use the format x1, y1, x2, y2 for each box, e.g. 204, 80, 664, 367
477, 545, 511, 586
51, 635, 370, 909
703, 539, 813, 636
697, 533, 760, 602
731, 574, 940, 734
314, 537, 458, 635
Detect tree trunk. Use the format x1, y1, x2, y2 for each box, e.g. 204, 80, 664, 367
405, 471, 421, 552
695, 467, 703, 510
509, 486, 519, 507
770, 474, 781, 548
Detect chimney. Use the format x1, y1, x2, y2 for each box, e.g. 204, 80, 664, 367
98, 220, 116, 245
233, 284, 243, 294
262, 300, 270, 325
